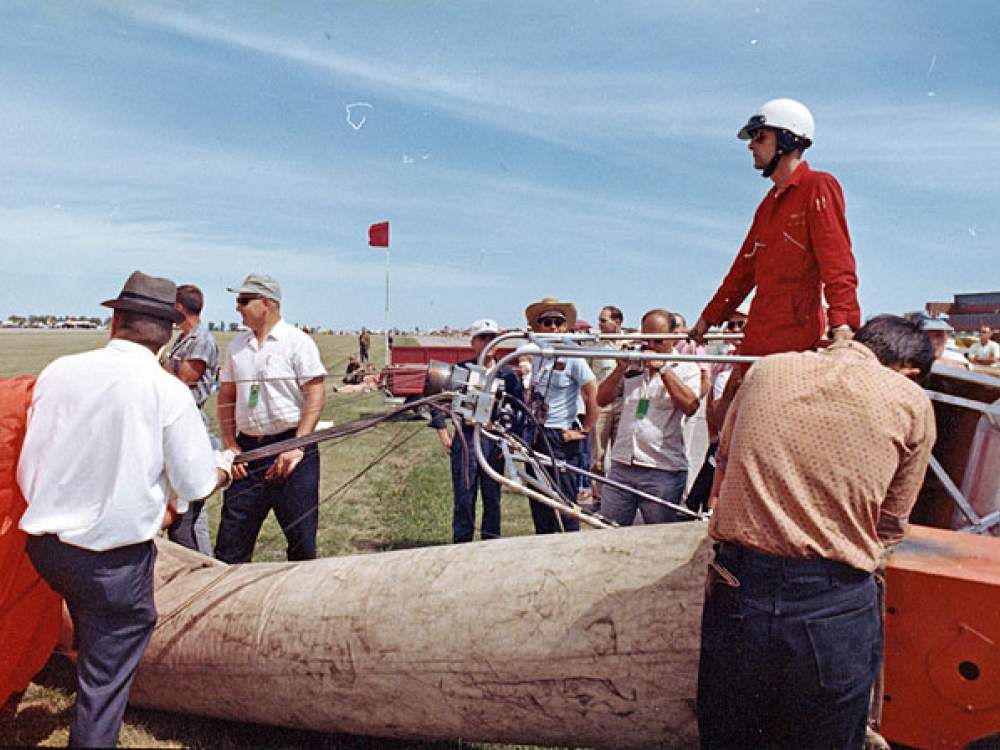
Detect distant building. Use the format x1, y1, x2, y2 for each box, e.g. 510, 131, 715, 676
54, 319, 99, 329
925, 291, 1000, 332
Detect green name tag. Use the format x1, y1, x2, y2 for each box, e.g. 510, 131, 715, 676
635, 397, 650, 419
248, 383, 260, 409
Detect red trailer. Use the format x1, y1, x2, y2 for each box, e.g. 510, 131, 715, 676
383, 344, 517, 399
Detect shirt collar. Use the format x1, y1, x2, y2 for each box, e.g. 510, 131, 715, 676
267, 317, 291, 341
781, 160, 811, 192
824, 339, 877, 362
107, 338, 157, 358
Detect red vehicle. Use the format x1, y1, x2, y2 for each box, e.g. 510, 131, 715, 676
382, 343, 516, 399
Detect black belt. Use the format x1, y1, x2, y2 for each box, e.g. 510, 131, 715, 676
714, 542, 869, 580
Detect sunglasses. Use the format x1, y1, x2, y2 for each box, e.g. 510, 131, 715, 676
727, 320, 746, 331
748, 129, 769, 143
538, 317, 566, 328
236, 295, 263, 306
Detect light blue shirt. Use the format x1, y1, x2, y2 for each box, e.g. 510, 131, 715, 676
530, 354, 595, 429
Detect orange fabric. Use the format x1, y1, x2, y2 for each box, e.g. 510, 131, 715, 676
0, 376, 62, 705
700, 162, 861, 356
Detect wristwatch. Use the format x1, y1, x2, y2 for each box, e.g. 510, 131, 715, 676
659, 362, 678, 374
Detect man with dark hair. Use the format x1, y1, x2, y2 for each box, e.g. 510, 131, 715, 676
696, 314, 935, 748
163, 283, 220, 554
597, 309, 700, 525
216, 273, 327, 563
690, 98, 861, 355
17, 271, 232, 747
589, 305, 625, 506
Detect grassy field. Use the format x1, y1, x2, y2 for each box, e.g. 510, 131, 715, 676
0, 330, 544, 749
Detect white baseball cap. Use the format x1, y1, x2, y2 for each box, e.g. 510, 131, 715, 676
470, 318, 500, 337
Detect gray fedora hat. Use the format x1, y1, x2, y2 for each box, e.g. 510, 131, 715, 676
101, 270, 184, 323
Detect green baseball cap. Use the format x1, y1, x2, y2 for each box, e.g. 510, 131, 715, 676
227, 273, 282, 302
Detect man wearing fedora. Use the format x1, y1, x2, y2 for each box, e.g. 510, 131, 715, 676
17, 271, 233, 747
215, 273, 327, 563
524, 297, 599, 533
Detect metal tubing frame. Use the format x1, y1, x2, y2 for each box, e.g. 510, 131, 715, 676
478, 429, 705, 520
472, 423, 614, 529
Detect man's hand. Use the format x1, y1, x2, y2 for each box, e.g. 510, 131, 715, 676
225, 445, 248, 481
690, 317, 710, 344
265, 447, 305, 481
161, 498, 179, 530
562, 429, 588, 442
436, 427, 452, 454
831, 324, 854, 342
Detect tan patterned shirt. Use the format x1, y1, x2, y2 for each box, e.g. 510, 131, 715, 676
709, 340, 936, 572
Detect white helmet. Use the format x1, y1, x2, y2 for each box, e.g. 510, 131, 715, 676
738, 98, 815, 145
469, 318, 500, 337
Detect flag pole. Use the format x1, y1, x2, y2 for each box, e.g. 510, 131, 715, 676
384, 245, 390, 367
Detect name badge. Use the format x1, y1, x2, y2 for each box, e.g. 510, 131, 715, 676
635, 398, 650, 419
248, 383, 261, 409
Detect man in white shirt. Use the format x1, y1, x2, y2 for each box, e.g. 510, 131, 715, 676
525, 297, 599, 533
596, 309, 700, 525
216, 273, 327, 563
17, 271, 231, 747
968, 325, 1000, 366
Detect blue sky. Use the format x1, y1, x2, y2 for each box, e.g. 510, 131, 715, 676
2, 1, 998, 330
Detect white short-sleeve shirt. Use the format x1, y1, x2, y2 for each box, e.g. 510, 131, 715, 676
609, 362, 702, 471
220, 318, 327, 436
18, 339, 219, 551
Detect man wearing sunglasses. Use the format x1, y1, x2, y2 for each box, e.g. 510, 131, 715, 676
524, 297, 599, 533
689, 98, 860, 356
216, 273, 327, 563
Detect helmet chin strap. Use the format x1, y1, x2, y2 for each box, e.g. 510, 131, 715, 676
762, 148, 784, 179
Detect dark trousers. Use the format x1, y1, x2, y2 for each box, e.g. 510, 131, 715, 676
26, 534, 157, 748
697, 543, 881, 749
685, 441, 718, 514
450, 429, 502, 542
215, 429, 320, 563
528, 428, 581, 534
167, 499, 204, 552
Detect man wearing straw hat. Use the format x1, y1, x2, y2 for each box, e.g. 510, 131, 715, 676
17, 271, 233, 747
524, 297, 599, 533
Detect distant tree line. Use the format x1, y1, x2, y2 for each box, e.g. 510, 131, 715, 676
4, 314, 109, 326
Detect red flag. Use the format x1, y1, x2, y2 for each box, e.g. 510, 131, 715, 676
368, 221, 389, 248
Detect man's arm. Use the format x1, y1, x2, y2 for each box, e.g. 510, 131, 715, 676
659, 365, 699, 417
579, 379, 599, 434
596, 360, 627, 407
170, 358, 207, 386
810, 176, 861, 330
878, 400, 937, 547
217, 381, 246, 481
267, 377, 326, 480
692, 231, 758, 342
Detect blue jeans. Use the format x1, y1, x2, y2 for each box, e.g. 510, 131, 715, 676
697, 543, 880, 749
528, 428, 582, 534
26, 534, 157, 748
600, 461, 686, 525
450, 428, 502, 542
215, 429, 320, 563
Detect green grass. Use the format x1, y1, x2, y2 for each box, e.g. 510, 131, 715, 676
0, 331, 553, 748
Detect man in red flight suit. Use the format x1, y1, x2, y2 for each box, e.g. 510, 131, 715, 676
690, 98, 861, 356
